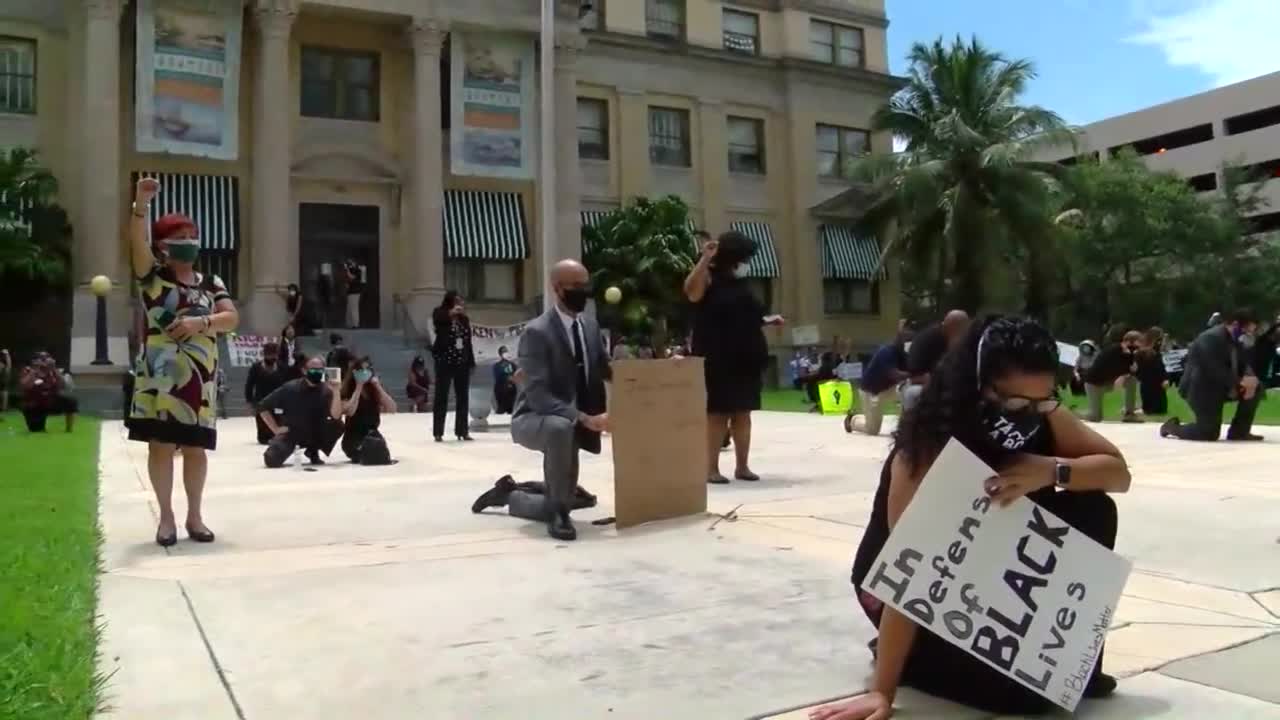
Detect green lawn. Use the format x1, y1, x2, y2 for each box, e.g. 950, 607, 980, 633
762, 386, 1280, 425
0, 412, 104, 720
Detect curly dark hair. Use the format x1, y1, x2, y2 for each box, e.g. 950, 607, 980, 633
894, 315, 1060, 475
711, 230, 756, 276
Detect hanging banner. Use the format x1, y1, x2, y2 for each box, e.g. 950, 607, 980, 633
135, 0, 243, 160
470, 322, 529, 363
450, 33, 536, 179
226, 334, 270, 367
864, 439, 1131, 712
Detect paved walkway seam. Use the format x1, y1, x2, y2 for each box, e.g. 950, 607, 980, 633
178, 581, 247, 720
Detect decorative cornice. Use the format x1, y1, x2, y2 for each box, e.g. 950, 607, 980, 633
409, 18, 449, 57
83, 0, 126, 22
724, 0, 783, 12
780, 0, 890, 29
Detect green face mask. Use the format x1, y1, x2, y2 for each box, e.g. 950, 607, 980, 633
166, 241, 200, 264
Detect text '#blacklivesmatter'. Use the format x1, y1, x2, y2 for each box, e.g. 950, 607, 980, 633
866, 493, 1099, 698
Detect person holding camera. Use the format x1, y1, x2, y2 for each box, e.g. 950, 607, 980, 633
258, 356, 345, 467
340, 356, 396, 462
431, 291, 476, 441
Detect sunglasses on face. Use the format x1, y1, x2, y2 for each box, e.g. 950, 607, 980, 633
991, 391, 1061, 414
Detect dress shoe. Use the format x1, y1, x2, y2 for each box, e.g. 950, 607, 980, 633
471, 475, 517, 513
546, 508, 577, 541
457, 434, 474, 442
1226, 432, 1264, 442
1084, 672, 1118, 699
573, 486, 598, 509
306, 449, 324, 465
155, 529, 178, 547
185, 524, 216, 543
1159, 417, 1181, 438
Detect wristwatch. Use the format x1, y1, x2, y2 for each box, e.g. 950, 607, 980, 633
1054, 460, 1072, 488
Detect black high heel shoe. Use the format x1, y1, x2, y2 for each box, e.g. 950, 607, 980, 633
185, 525, 216, 543
156, 529, 177, 547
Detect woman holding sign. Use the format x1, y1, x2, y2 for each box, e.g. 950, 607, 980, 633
816, 317, 1130, 720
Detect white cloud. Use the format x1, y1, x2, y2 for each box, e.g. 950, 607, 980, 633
1128, 0, 1280, 86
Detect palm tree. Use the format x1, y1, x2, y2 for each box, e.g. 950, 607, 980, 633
853, 36, 1075, 313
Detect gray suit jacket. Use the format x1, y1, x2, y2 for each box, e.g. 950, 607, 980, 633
513, 308, 611, 451
1180, 325, 1250, 409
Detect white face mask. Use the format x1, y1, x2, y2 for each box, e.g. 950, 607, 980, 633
732, 264, 749, 278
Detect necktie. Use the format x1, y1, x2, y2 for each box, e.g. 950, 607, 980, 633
572, 319, 589, 407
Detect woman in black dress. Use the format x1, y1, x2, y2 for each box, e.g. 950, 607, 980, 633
684, 230, 784, 484
813, 317, 1128, 720
339, 356, 396, 461
431, 290, 476, 441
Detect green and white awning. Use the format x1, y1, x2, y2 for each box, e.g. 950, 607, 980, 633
730, 221, 781, 278
134, 171, 242, 250
580, 210, 614, 228
444, 190, 529, 260
820, 224, 884, 280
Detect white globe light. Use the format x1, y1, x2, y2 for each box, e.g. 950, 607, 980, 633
90, 275, 112, 297
604, 286, 622, 304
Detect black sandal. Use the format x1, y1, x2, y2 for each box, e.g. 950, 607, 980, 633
185, 525, 216, 543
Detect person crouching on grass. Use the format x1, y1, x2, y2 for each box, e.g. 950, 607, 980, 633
812, 317, 1129, 720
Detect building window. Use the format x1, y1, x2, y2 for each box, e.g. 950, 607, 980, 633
816, 124, 870, 180
727, 116, 765, 174
823, 280, 878, 315
300, 46, 380, 122
445, 261, 520, 303
1224, 104, 1280, 137
1243, 157, 1280, 182
723, 9, 760, 55
810, 20, 864, 68
0, 37, 36, 114
1186, 172, 1218, 193
577, 97, 609, 160
1109, 123, 1213, 158
649, 106, 691, 167
646, 0, 685, 40
746, 278, 773, 312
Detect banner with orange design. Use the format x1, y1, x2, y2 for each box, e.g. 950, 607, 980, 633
450, 32, 536, 179
135, 0, 243, 159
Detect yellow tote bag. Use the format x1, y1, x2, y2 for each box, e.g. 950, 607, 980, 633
817, 380, 854, 415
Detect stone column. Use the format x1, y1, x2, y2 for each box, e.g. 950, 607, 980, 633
554, 39, 584, 261
697, 98, 727, 234
247, 0, 297, 333
70, 0, 126, 366
407, 18, 448, 327
615, 87, 649, 202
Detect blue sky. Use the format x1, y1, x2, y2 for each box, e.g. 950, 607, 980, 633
886, 0, 1280, 125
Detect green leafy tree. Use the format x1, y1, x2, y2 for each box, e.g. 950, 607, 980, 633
0, 147, 71, 288
1051, 150, 1276, 340
581, 195, 698, 350
852, 35, 1074, 313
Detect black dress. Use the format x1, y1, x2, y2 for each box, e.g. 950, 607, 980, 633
691, 275, 768, 414
849, 430, 1118, 716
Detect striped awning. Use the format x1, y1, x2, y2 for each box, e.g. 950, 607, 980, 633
730, 221, 781, 278
134, 172, 241, 250
820, 224, 884, 280
580, 210, 614, 228
444, 190, 529, 260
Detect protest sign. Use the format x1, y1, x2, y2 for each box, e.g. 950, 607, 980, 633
470, 322, 528, 363
609, 358, 707, 529
864, 439, 1131, 712
227, 334, 269, 367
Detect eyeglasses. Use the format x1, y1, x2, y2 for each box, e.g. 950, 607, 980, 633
991, 391, 1061, 414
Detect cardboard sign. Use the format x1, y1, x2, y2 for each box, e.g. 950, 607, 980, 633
864, 439, 1131, 712
609, 358, 708, 529
227, 334, 270, 367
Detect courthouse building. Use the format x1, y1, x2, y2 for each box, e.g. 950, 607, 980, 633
0, 0, 903, 359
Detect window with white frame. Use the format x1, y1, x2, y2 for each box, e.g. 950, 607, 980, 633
816, 124, 870, 180
0, 37, 36, 114
445, 261, 520, 303
723, 9, 760, 55
809, 20, 864, 68
649, 106, 691, 167
646, 0, 685, 40
577, 97, 609, 160
727, 116, 765, 174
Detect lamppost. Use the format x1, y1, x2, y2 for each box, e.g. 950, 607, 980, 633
90, 275, 112, 365
539, 0, 557, 313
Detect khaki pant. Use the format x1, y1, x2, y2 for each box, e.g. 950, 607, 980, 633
1084, 376, 1137, 422
850, 387, 896, 436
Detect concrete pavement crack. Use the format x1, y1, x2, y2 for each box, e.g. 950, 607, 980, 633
1246, 592, 1280, 622
179, 580, 248, 720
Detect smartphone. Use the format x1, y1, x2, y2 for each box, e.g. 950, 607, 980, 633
325, 367, 341, 384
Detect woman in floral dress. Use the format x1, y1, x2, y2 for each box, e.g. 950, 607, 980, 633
128, 177, 239, 547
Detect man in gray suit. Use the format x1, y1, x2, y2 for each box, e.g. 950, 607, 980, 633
470, 260, 611, 540
1161, 309, 1262, 442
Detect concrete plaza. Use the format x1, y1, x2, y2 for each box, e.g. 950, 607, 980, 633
95, 411, 1280, 719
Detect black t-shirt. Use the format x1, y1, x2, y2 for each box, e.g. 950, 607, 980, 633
906, 325, 948, 378
1083, 345, 1137, 386
257, 378, 332, 435
245, 362, 286, 403
690, 275, 768, 374
345, 264, 364, 295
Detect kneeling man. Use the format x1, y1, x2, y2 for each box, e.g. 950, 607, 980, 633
258, 356, 345, 467
471, 259, 610, 540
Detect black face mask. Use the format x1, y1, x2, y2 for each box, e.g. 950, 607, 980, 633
980, 401, 1045, 451
560, 286, 589, 313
